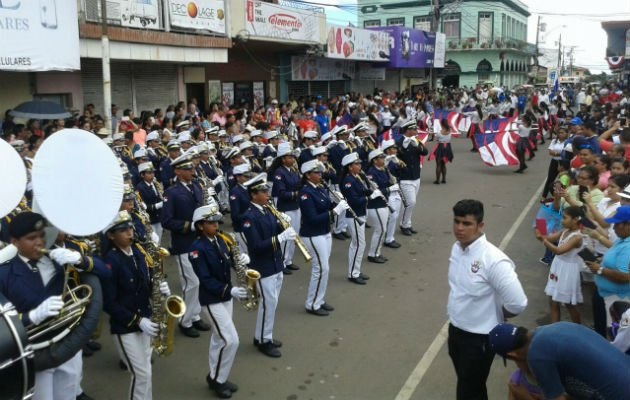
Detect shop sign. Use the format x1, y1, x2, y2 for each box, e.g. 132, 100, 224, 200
291, 56, 355, 81
94, 0, 160, 30
326, 24, 390, 62
246, 0, 321, 43
0, 0, 79, 71
169, 0, 226, 34
253, 82, 265, 110
370, 26, 437, 69
208, 80, 221, 104
434, 32, 446, 68
222, 82, 234, 107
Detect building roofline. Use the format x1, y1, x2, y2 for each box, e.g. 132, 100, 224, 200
361, 0, 530, 17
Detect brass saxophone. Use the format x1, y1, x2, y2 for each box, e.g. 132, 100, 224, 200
217, 232, 260, 311
265, 203, 312, 262
150, 247, 186, 356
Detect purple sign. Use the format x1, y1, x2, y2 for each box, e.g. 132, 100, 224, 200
370, 26, 436, 69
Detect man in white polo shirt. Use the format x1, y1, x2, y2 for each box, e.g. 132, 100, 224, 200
447, 199, 528, 400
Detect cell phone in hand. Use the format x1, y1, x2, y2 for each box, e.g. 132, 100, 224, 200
535, 219, 547, 236
581, 217, 597, 230
578, 248, 599, 263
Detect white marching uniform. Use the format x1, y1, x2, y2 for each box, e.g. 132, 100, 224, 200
347, 217, 366, 278
385, 191, 402, 244
206, 301, 239, 384
114, 333, 153, 400
282, 209, 300, 266
34, 352, 82, 400
400, 178, 420, 229
367, 207, 389, 257
303, 234, 333, 310
256, 272, 283, 342
175, 254, 202, 328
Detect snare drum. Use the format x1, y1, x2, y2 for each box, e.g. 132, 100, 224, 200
0, 293, 34, 400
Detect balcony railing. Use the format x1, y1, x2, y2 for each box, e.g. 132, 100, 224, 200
446, 36, 531, 52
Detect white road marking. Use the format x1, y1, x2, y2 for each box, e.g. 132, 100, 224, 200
394, 179, 547, 400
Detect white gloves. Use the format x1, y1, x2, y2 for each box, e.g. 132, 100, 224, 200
277, 227, 297, 243
238, 253, 250, 265
370, 189, 383, 200
139, 317, 159, 337
333, 200, 350, 215
49, 248, 82, 266
212, 176, 224, 186
159, 281, 171, 296
280, 212, 292, 223
264, 156, 274, 169
28, 295, 63, 325
151, 231, 160, 246
326, 140, 338, 149
333, 191, 344, 200
230, 287, 248, 300
388, 184, 399, 192
207, 186, 216, 197
154, 201, 163, 210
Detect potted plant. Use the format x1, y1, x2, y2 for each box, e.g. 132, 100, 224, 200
448, 40, 458, 49
480, 41, 488, 49
494, 39, 503, 48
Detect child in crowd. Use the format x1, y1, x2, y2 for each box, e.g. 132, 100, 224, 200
535, 206, 585, 323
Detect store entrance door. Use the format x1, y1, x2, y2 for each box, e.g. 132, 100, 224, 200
186, 83, 206, 111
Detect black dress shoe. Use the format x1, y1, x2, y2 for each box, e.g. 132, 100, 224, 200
384, 240, 401, 248
306, 308, 329, 316
286, 264, 300, 270
76, 392, 95, 400
348, 276, 367, 285
321, 303, 334, 311
359, 273, 370, 280
82, 345, 94, 357
258, 341, 282, 358
193, 320, 211, 331
179, 324, 200, 338
408, 227, 418, 234
253, 338, 283, 348
341, 231, 351, 239
85, 340, 102, 351
282, 268, 293, 275
332, 232, 346, 240
400, 227, 412, 236
367, 255, 387, 264
207, 375, 238, 393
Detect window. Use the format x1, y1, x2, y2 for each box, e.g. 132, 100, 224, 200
477, 59, 492, 81
502, 14, 506, 37
442, 13, 460, 39
387, 17, 405, 27
414, 16, 432, 32
478, 12, 493, 44
364, 19, 381, 28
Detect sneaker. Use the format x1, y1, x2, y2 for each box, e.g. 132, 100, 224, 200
538, 258, 551, 266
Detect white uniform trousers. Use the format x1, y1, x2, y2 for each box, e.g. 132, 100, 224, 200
33, 351, 82, 400
282, 209, 300, 266
255, 272, 283, 343
113, 332, 152, 400
303, 233, 332, 311
346, 217, 366, 278
367, 207, 389, 257
400, 178, 420, 229
151, 223, 163, 244
206, 301, 239, 384
175, 253, 202, 328
331, 184, 348, 234
218, 186, 230, 211
235, 232, 248, 255
385, 192, 402, 243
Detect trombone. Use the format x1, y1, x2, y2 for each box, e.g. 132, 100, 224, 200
265, 202, 312, 262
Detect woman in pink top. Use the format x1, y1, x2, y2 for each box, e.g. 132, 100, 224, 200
594, 154, 611, 191
210, 103, 226, 128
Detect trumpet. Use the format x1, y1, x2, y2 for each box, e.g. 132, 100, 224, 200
358, 172, 395, 213
265, 203, 312, 262
321, 182, 364, 226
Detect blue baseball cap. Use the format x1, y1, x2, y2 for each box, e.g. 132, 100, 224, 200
569, 117, 583, 126
605, 205, 630, 224
488, 323, 527, 365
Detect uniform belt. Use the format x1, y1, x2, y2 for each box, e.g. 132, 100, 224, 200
449, 323, 489, 337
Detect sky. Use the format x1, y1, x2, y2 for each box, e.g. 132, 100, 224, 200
298, 0, 630, 74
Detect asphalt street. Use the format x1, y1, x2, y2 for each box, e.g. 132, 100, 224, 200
82, 137, 576, 400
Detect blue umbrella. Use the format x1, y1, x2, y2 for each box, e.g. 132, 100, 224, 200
9, 100, 71, 119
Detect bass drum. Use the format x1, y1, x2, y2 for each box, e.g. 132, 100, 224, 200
0, 293, 35, 400
33, 273, 103, 372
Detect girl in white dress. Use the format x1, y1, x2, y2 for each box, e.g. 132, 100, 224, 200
535, 206, 585, 323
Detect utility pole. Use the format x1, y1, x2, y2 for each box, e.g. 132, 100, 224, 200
534, 16, 541, 74
556, 33, 562, 73
429, 0, 440, 90
100, 0, 112, 133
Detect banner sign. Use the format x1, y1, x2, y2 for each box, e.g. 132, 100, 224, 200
326, 24, 390, 62
253, 81, 265, 110
246, 0, 321, 43
434, 32, 446, 68
222, 82, 234, 107
0, 0, 80, 71
370, 26, 437, 69
169, 0, 226, 33
291, 56, 355, 81
100, 0, 160, 30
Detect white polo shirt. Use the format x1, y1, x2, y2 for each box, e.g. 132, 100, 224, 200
447, 234, 528, 334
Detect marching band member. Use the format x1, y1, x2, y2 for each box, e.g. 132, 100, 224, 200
0, 212, 108, 400
340, 153, 372, 285
299, 160, 348, 315
229, 163, 253, 253
239, 141, 264, 173
382, 140, 404, 249
161, 154, 210, 338
395, 120, 428, 236
224, 148, 245, 190
158, 140, 182, 188
130, 148, 149, 185
242, 173, 294, 357
365, 149, 390, 264
262, 131, 280, 170
270, 142, 301, 274
328, 126, 351, 240
189, 205, 249, 399
102, 211, 170, 400
298, 130, 319, 166
135, 162, 164, 242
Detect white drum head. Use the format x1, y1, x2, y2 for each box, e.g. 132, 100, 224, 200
32, 129, 124, 236
0, 140, 27, 218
